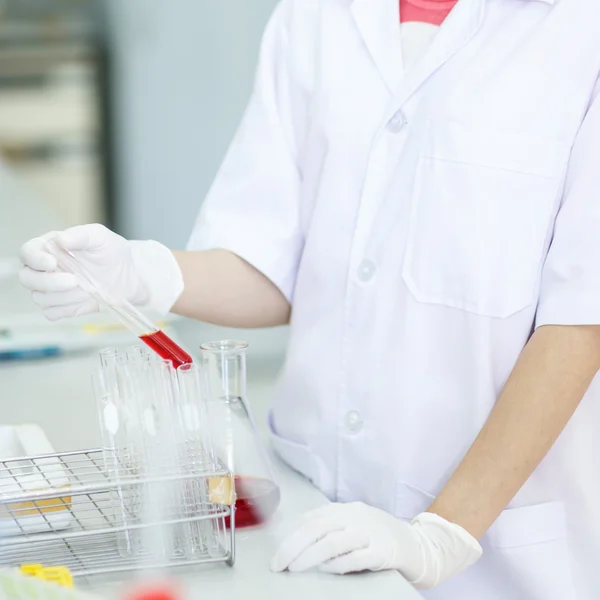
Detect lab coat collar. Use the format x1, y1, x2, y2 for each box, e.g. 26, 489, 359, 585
351, 0, 487, 94
351, 0, 405, 93
350, 0, 557, 92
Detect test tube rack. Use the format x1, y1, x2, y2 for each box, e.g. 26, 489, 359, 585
0, 448, 235, 585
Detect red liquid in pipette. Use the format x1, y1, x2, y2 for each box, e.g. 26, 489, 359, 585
225, 476, 281, 528
139, 330, 193, 368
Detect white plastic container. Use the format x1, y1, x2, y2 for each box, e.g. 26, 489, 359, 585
0, 424, 73, 536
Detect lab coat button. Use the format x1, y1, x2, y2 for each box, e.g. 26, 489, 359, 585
357, 259, 376, 282
387, 111, 406, 133
345, 411, 363, 434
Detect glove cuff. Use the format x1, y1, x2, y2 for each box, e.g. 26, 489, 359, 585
128, 240, 184, 315
408, 512, 483, 589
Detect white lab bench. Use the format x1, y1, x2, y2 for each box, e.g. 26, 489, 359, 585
0, 309, 422, 600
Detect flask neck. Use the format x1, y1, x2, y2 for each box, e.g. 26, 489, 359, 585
200, 340, 248, 402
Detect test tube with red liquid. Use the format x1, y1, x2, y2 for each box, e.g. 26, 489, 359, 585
45, 238, 193, 368
201, 341, 281, 528
138, 330, 192, 369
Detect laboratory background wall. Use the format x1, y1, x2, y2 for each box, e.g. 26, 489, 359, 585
0, 0, 280, 260
0, 0, 287, 450
107, 0, 280, 248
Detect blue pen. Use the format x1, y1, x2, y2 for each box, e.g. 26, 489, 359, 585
0, 347, 62, 361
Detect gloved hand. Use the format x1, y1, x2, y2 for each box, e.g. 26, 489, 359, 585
271, 502, 483, 589
19, 224, 184, 321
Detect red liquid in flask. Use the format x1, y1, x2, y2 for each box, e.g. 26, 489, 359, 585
139, 330, 193, 369
226, 476, 281, 528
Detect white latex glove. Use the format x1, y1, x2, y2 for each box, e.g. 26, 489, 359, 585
19, 224, 184, 321
271, 502, 483, 589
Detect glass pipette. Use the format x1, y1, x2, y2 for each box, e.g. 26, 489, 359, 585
45, 238, 193, 368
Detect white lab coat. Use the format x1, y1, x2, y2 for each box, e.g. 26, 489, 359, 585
188, 0, 600, 597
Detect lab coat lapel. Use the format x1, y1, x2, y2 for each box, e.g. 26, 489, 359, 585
394, 0, 487, 106
351, 0, 404, 93
365, 0, 488, 261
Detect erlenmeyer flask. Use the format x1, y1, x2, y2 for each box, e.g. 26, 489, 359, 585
201, 340, 280, 528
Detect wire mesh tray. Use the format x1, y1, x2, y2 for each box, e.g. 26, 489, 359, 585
0, 449, 235, 582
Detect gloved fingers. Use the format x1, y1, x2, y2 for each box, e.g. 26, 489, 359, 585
287, 530, 367, 573
19, 233, 60, 271
56, 223, 109, 252
318, 548, 381, 575
271, 516, 347, 572
31, 287, 91, 309
19, 267, 79, 293
43, 298, 100, 322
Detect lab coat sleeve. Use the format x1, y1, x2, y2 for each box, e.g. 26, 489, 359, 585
187, 1, 307, 302
535, 78, 600, 327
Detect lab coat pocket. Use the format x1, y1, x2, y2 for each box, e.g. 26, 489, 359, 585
267, 411, 325, 489
403, 121, 569, 318
486, 501, 576, 600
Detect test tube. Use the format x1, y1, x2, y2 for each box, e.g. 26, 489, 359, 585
163, 360, 211, 559
127, 345, 149, 363
176, 363, 222, 557
137, 358, 181, 561
104, 348, 145, 552
177, 363, 215, 467
93, 367, 141, 558
99, 347, 118, 367
46, 238, 193, 368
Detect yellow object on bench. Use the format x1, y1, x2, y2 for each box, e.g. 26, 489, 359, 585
20, 565, 74, 588
19, 564, 43, 577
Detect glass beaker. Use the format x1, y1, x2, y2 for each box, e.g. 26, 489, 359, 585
201, 341, 280, 528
